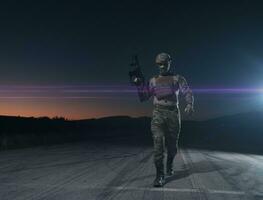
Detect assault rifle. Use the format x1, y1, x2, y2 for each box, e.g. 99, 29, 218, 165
128, 55, 145, 86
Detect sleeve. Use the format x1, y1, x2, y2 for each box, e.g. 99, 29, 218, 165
136, 78, 155, 102
178, 75, 194, 107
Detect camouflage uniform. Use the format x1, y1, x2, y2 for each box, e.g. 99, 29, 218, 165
136, 53, 194, 186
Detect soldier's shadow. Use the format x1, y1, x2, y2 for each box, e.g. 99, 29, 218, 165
121, 160, 230, 187
165, 159, 229, 185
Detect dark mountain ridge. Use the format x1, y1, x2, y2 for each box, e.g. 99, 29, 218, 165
0, 112, 262, 154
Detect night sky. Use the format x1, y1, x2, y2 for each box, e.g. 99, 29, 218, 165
0, 0, 263, 120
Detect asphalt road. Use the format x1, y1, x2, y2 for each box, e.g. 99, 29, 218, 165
0, 141, 262, 200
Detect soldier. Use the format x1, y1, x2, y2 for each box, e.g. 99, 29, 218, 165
136, 52, 194, 187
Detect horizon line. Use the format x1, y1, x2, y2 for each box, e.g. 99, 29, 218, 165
0, 111, 260, 122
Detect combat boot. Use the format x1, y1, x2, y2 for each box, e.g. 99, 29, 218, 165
153, 174, 165, 187
166, 167, 175, 177
166, 156, 175, 177
153, 166, 165, 187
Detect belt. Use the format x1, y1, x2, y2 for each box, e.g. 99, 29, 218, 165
154, 104, 178, 111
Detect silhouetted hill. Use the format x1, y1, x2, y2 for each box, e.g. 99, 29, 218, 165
0, 115, 78, 149
181, 111, 263, 153
74, 115, 151, 138
0, 112, 262, 154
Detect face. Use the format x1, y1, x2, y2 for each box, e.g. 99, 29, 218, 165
157, 61, 171, 75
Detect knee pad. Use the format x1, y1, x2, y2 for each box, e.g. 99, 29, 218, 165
153, 136, 164, 147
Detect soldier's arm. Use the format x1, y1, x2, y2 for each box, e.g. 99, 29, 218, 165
136, 78, 154, 102
178, 75, 194, 108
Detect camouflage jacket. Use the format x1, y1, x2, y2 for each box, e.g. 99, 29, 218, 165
137, 73, 194, 108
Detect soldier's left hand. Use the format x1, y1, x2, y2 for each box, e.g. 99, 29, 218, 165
184, 104, 194, 116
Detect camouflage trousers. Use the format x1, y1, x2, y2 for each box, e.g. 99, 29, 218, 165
151, 106, 181, 172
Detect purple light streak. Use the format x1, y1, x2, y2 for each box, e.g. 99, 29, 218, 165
0, 85, 262, 99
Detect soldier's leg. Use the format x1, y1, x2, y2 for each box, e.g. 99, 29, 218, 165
152, 132, 165, 173
151, 109, 166, 186
165, 109, 181, 175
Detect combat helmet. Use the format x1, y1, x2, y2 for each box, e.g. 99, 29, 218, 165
155, 52, 172, 65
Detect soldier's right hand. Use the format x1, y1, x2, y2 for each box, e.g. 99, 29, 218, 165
133, 77, 143, 86
184, 104, 194, 116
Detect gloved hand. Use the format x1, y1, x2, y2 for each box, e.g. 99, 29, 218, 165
133, 77, 143, 86
184, 104, 194, 116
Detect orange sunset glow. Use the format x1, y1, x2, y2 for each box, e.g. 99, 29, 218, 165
0, 98, 152, 120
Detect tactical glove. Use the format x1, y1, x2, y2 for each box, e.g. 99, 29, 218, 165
184, 104, 194, 115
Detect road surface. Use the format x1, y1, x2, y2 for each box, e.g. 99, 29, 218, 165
0, 141, 262, 200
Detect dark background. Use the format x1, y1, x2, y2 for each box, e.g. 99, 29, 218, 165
0, 0, 263, 120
